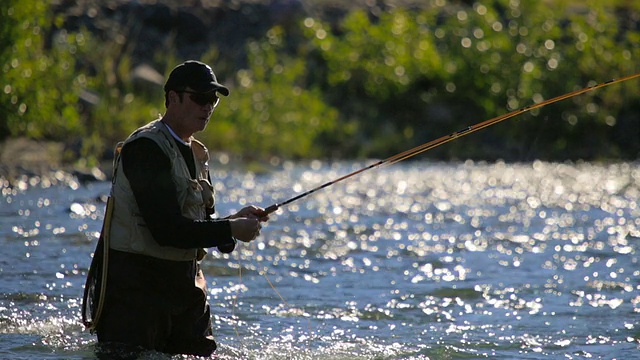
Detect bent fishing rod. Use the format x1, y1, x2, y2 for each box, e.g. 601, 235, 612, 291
264, 72, 640, 215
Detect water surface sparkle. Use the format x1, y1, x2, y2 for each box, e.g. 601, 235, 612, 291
1, 160, 640, 359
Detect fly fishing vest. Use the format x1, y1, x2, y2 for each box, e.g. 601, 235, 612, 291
108, 120, 215, 261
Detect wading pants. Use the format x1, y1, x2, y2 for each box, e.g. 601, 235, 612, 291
95, 249, 217, 357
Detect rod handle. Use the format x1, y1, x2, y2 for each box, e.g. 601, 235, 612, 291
264, 204, 279, 215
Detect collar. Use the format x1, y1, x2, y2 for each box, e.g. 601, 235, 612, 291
161, 120, 191, 147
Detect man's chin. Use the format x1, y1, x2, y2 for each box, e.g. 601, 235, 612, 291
198, 119, 210, 131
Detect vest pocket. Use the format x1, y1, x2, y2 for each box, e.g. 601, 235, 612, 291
185, 178, 205, 210
197, 178, 215, 209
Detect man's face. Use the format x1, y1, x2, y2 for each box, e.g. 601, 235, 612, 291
173, 88, 219, 135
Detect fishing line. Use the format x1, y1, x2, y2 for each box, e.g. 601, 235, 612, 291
259, 266, 289, 306
229, 251, 314, 355
253, 256, 316, 344
231, 258, 242, 340
264, 72, 640, 215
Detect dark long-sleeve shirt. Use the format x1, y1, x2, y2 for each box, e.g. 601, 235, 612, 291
120, 137, 234, 249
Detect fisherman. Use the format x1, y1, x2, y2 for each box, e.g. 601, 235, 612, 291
87, 60, 268, 357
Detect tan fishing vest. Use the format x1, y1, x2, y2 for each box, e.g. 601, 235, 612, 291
108, 120, 215, 261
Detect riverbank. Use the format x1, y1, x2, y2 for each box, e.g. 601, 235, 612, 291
0, 137, 269, 187
0, 138, 107, 185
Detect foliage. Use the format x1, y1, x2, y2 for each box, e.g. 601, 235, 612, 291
1, 0, 639, 163
301, 0, 640, 160
0, 1, 84, 141
302, 9, 447, 156
201, 26, 340, 159
71, 29, 165, 163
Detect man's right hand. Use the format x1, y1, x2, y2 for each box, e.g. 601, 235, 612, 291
228, 217, 262, 242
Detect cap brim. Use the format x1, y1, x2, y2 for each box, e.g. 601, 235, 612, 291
214, 85, 230, 96
194, 84, 229, 96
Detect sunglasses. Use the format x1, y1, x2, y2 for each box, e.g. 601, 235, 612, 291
181, 90, 220, 107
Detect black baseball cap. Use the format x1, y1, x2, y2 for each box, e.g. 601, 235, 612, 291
164, 60, 229, 96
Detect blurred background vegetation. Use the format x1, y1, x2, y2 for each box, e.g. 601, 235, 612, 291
1, 0, 639, 167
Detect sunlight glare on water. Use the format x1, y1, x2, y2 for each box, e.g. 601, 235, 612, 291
1, 160, 640, 359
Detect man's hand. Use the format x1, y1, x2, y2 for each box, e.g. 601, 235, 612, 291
227, 205, 269, 242
229, 217, 262, 242
229, 205, 270, 222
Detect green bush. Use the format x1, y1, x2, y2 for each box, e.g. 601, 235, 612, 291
0, 1, 83, 141
202, 26, 340, 159
300, 0, 640, 160
1, 1, 639, 163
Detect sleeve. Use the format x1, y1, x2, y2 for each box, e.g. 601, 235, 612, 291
121, 137, 236, 249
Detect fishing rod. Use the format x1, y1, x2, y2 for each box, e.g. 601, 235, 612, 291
264, 72, 640, 215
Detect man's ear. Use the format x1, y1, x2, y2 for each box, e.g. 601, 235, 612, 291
170, 91, 179, 104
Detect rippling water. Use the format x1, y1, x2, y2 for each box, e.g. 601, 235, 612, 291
1, 160, 640, 359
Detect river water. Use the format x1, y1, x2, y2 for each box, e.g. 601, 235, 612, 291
1, 160, 640, 359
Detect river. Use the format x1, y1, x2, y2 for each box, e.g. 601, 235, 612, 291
1, 160, 639, 359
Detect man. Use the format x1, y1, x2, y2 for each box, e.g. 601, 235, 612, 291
93, 60, 268, 357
